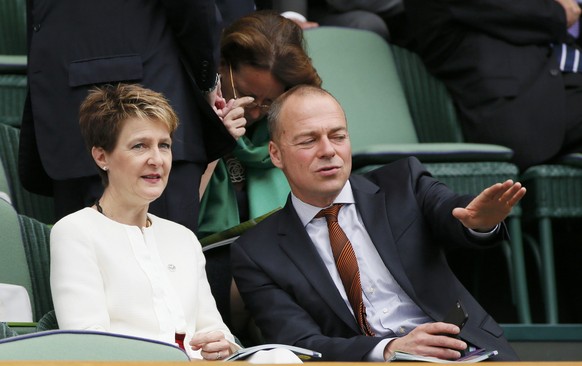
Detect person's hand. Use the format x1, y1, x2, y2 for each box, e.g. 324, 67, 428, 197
206, 76, 224, 111
221, 96, 254, 140
190, 330, 233, 361
214, 95, 231, 121
384, 322, 467, 361
292, 19, 319, 29
555, 0, 581, 28
452, 180, 526, 232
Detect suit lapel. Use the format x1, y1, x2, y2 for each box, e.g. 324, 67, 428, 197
277, 200, 362, 334
350, 175, 416, 298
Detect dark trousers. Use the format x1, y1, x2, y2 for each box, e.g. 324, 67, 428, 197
53, 161, 205, 233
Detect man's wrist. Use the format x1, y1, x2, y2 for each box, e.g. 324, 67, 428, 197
468, 224, 500, 236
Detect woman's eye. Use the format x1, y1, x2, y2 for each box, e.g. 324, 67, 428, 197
160, 142, 171, 149
132, 143, 145, 149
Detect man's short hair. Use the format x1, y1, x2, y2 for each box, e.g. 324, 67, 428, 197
267, 85, 343, 141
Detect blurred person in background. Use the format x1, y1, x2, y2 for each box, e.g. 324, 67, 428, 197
197, 11, 322, 238
404, 0, 582, 170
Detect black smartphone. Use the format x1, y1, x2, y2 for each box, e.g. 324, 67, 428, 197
443, 300, 468, 329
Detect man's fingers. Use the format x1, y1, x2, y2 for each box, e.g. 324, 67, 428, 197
390, 323, 467, 360
497, 182, 525, 207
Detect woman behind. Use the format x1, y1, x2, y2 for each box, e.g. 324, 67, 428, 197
50, 84, 238, 360
198, 10, 322, 238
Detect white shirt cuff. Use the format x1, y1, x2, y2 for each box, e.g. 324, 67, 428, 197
467, 224, 499, 238
365, 338, 394, 362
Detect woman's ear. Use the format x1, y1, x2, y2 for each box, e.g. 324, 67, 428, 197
92, 147, 108, 170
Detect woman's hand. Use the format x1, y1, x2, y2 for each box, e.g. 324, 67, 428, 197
221, 96, 254, 140
190, 330, 233, 361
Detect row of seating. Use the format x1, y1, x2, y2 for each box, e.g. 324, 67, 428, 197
389, 42, 582, 325
392, 37, 582, 325
3, 195, 582, 360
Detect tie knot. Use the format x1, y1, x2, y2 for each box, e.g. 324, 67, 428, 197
315, 203, 344, 222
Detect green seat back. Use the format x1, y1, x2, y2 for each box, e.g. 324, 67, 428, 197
0, 0, 26, 56
304, 27, 418, 152
0, 160, 10, 201
0, 74, 27, 127
18, 214, 53, 320
0, 198, 34, 317
0, 330, 190, 361
390, 45, 464, 143
0, 123, 55, 224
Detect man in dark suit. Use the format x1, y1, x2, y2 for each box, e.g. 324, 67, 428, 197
231, 85, 524, 361
404, 0, 582, 170
20, 0, 235, 230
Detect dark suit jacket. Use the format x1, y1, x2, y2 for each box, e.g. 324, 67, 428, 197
231, 157, 518, 361
216, 0, 256, 27
405, 0, 581, 170
20, 0, 235, 191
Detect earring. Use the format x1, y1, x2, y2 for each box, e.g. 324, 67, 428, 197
102, 166, 108, 171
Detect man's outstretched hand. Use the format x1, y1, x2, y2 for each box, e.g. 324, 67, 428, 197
452, 180, 526, 231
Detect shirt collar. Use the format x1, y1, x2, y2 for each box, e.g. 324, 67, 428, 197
291, 180, 355, 227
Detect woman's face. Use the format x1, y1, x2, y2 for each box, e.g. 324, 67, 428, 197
95, 117, 172, 207
222, 64, 286, 124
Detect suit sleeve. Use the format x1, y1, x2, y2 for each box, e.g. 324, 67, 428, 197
367, 157, 506, 250
160, 0, 221, 91
447, 0, 570, 45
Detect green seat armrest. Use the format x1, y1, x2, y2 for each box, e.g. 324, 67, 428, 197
352, 143, 514, 169
0, 55, 27, 74
6, 322, 38, 335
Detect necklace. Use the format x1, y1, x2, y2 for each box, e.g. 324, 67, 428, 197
95, 200, 152, 228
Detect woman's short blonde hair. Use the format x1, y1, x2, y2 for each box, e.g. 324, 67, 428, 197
79, 83, 179, 186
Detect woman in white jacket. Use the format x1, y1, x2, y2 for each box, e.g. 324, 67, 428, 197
49, 83, 238, 360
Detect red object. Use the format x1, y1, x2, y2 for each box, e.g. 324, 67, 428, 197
175, 333, 186, 350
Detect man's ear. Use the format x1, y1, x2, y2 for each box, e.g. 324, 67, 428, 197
92, 146, 108, 169
269, 141, 283, 169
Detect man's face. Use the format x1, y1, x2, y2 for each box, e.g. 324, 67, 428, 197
269, 92, 352, 207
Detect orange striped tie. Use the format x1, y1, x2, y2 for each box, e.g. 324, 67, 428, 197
317, 204, 374, 336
